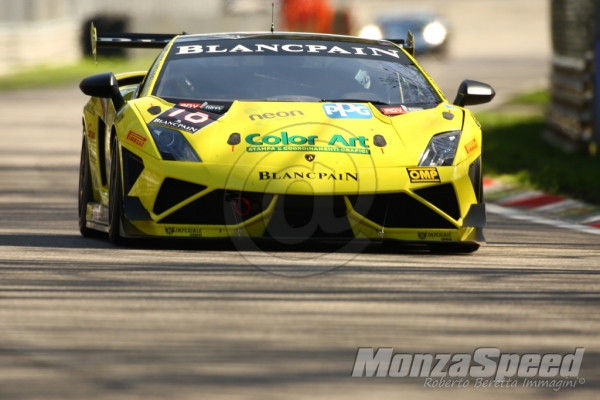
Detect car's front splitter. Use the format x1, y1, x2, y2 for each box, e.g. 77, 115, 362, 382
121, 193, 484, 244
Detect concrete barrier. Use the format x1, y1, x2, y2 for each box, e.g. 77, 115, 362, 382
0, 19, 80, 75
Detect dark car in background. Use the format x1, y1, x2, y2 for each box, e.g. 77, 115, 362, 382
359, 10, 449, 57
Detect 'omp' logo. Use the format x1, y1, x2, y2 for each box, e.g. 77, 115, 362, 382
407, 168, 440, 183
323, 103, 373, 119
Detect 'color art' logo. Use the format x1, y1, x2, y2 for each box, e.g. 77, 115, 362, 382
245, 132, 371, 154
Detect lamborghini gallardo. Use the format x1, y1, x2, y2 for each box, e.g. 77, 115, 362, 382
79, 26, 494, 252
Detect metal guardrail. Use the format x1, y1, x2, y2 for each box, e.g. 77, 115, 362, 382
546, 0, 597, 154
545, 53, 595, 153
0, 19, 80, 76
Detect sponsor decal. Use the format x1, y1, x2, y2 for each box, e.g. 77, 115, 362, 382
249, 110, 304, 121
381, 106, 424, 115
87, 122, 96, 140
150, 107, 214, 134
381, 106, 407, 115
125, 131, 147, 148
201, 103, 226, 112
304, 154, 316, 162
351, 347, 586, 391
245, 131, 370, 154
178, 102, 226, 113
323, 103, 372, 119
258, 171, 358, 181
164, 226, 203, 237
177, 102, 203, 109
464, 139, 478, 154
418, 231, 452, 240
247, 146, 370, 154
175, 43, 401, 59
407, 167, 440, 183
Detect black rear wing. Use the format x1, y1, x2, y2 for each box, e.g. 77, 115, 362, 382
89, 22, 417, 61
90, 23, 177, 62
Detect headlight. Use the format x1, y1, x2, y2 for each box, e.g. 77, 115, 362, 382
423, 22, 447, 45
148, 125, 201, 162
418, 131, 461, 167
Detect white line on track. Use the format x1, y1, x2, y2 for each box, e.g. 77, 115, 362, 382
487, 203, 600, 236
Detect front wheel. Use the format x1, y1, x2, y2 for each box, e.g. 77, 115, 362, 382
108, 137, 127, 246
78, 138, 101, 237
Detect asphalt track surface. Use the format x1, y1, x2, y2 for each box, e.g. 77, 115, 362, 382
1, 80, 600, 400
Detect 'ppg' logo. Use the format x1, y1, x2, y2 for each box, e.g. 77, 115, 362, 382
323, 103, 373, 119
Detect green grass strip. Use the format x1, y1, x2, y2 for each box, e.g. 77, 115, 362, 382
0, 57, 155, 91
478, 110, 600, 205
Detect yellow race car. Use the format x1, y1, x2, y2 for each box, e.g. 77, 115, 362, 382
79, 27, 494, 252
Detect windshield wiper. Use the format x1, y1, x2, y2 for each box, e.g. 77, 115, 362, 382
264, 95, 321, 102
321, 99, 391, 105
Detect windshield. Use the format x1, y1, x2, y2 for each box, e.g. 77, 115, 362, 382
154, 39, 440, 106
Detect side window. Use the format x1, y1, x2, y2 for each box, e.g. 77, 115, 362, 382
137, 45, 170, 98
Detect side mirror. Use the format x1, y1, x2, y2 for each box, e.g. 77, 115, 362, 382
80, 72, 125, 110
453, 80, 495, 107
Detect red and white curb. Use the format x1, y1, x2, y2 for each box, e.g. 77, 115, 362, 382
484, 178, 600, 235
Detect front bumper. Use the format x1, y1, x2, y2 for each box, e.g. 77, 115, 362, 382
116, 144, 485, 243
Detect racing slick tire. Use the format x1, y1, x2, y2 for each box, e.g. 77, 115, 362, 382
78, 138, 101, 237
108, 137, 127, 246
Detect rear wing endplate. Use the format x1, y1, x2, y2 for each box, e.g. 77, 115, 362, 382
91, 22, 177, 63
385, 30, 415, 57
